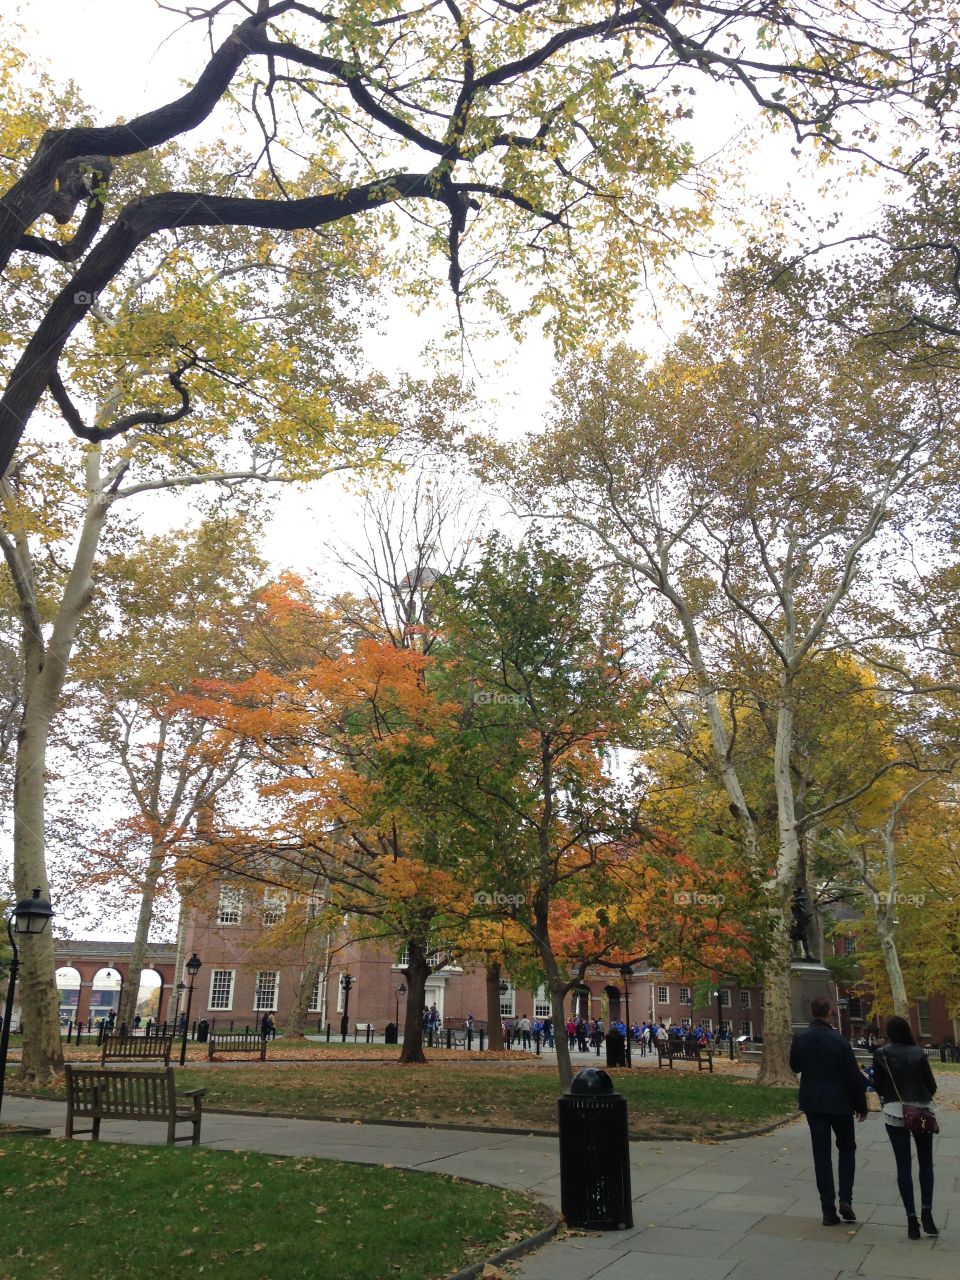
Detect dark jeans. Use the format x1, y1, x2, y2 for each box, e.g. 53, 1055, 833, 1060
885, 1123, 934, 1216
805, 1112, 856, 1210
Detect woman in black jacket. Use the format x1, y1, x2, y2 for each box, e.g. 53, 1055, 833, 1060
872, 1016, 939, 1239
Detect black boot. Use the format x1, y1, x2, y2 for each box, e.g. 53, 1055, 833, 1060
921, 1208, 938, 1237
838, 1203, 856, 1222
907, 1216, 921, 1240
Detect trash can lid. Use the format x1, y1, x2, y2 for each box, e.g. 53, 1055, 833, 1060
569, 1067, 614, 1094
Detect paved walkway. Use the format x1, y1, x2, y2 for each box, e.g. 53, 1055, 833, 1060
3, 1094, 958, 1279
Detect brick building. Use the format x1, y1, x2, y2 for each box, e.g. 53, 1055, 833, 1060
174, 877, 779, 1036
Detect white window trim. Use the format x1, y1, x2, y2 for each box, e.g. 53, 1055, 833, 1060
739, 990, 751, 1009
261, 891, 287, 927
208, 969, 235, 1011
740, 1019, 753, 1037
533, 985, 552, 1020
679, 986, 691, 1005
217, 885, 244, 926
307, 974, 323, 1013
718, 989, 731, 1008
254, 970, 279, 1012
657, 985, 669, 1004
499, 983, 516, 1018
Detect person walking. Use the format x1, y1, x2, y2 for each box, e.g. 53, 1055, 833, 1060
872, 1015, 939, 1239
517, 1013, 532, 1049
789, 996, 868, 1226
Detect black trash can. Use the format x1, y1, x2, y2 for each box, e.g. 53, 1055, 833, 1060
384, 1022, 398, 1045
605, 1028, 626, 1069
558, 1068, 633, 1230
196, 1018, 210, 1044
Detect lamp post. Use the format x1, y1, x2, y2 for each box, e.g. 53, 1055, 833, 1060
395, 982, 406, 1028
340, 973, 353, 1042
620, 965, 634, 1066
178, 954, 201, 1067
713, 988, 724, 1043
173, 981, 186, 1031
0, 889, 54, 1118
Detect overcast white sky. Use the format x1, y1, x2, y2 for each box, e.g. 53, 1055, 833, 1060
4, 1, 900, 940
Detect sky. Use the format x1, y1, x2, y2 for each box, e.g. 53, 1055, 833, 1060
4, 0, 905, 940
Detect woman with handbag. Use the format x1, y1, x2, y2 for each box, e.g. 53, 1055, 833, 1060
872, 1016, 940, 1239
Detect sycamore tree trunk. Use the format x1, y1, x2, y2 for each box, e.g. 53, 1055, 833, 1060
118, 843, 166, 1027
759, 902, 796, 1086
759, 686, 803, 1086
12, 705, 63, 1082
286, 931, 330, 1039
874, 908, 911, 1020
398, 942, 429, 1064
485, 962, 504, 1051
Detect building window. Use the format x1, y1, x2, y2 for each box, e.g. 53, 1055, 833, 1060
306, 893, 324, 920
740, 1019, 752, 1037
739, 990, 751, 1009
261, 892, 286, 926
719, 1018, 732, 1034
217, 885, 243, 926
395, 946, 442, 969
657, 985, 669, 1004
679, 986, 691, 1005
307, 974, 323, 1013
849, 996, 863, 1018
534, 986, 552, 1020
681, 1017, 692, 1028
842, 935, 857, 954
917, 999, 930, 1038
718, 989, 731, 1008
254, 971, 279, 1012
702, 1017, 713, 1031
500, 983, 516, 1018
209, 970, 235, 1010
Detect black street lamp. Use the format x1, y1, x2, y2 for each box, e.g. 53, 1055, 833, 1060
395, 982, 406, 1028
620, 965, 634, 1066
178, 954, 202, 1067
0, 889, 54, 1118
713, 988, 724, 1042
340, 973, 353, 1042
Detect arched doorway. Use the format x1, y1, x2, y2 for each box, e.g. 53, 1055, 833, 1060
136, 969, 163, 1022
90, 967, 123, 1022
603, 985, 621, 1025
55, 967, 81, 1024
571, 986, 591, 1020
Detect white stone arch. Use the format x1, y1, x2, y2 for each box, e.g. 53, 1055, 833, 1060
90, 966, 123, 1021
55, 966, 82, 1022
135, 969, 163, 1021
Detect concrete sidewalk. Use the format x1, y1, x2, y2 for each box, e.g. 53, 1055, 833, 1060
3, 1095, 958, 1279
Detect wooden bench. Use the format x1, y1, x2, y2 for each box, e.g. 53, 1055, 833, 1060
655, 1038, 714, 1073
64, 1066, 205, 1145
207, 1032, 267, 1061
101, 1034, 174, 1067
354, 1022, 376, 1042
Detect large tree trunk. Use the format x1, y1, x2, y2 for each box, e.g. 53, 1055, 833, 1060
13, 707, 63, 1083
398, 943, 429, 1064
875, 910, 911, 1019
286, 930, 330, 1039
118, 843, 166, 1026
759, 905, 796, 1086
485, 962, 504, 1050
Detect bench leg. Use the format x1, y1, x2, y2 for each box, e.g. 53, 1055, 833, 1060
192, 1100, 202, 1145
92, 1116, 101, 1142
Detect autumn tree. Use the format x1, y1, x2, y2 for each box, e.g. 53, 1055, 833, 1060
66, 516, 267, 1027
1, 1, 952, 473
511, 267, 960, 1083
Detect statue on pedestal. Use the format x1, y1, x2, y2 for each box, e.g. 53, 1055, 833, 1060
790, 885, 816, 963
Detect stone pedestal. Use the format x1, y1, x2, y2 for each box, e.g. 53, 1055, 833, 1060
790, 962, 837, 1031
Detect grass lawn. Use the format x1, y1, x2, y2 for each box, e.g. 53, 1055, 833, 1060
13, 1062, 796, 1138
0, 1135, 548, 1280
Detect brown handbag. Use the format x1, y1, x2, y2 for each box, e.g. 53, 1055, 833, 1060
881, 1050, 940, 1134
